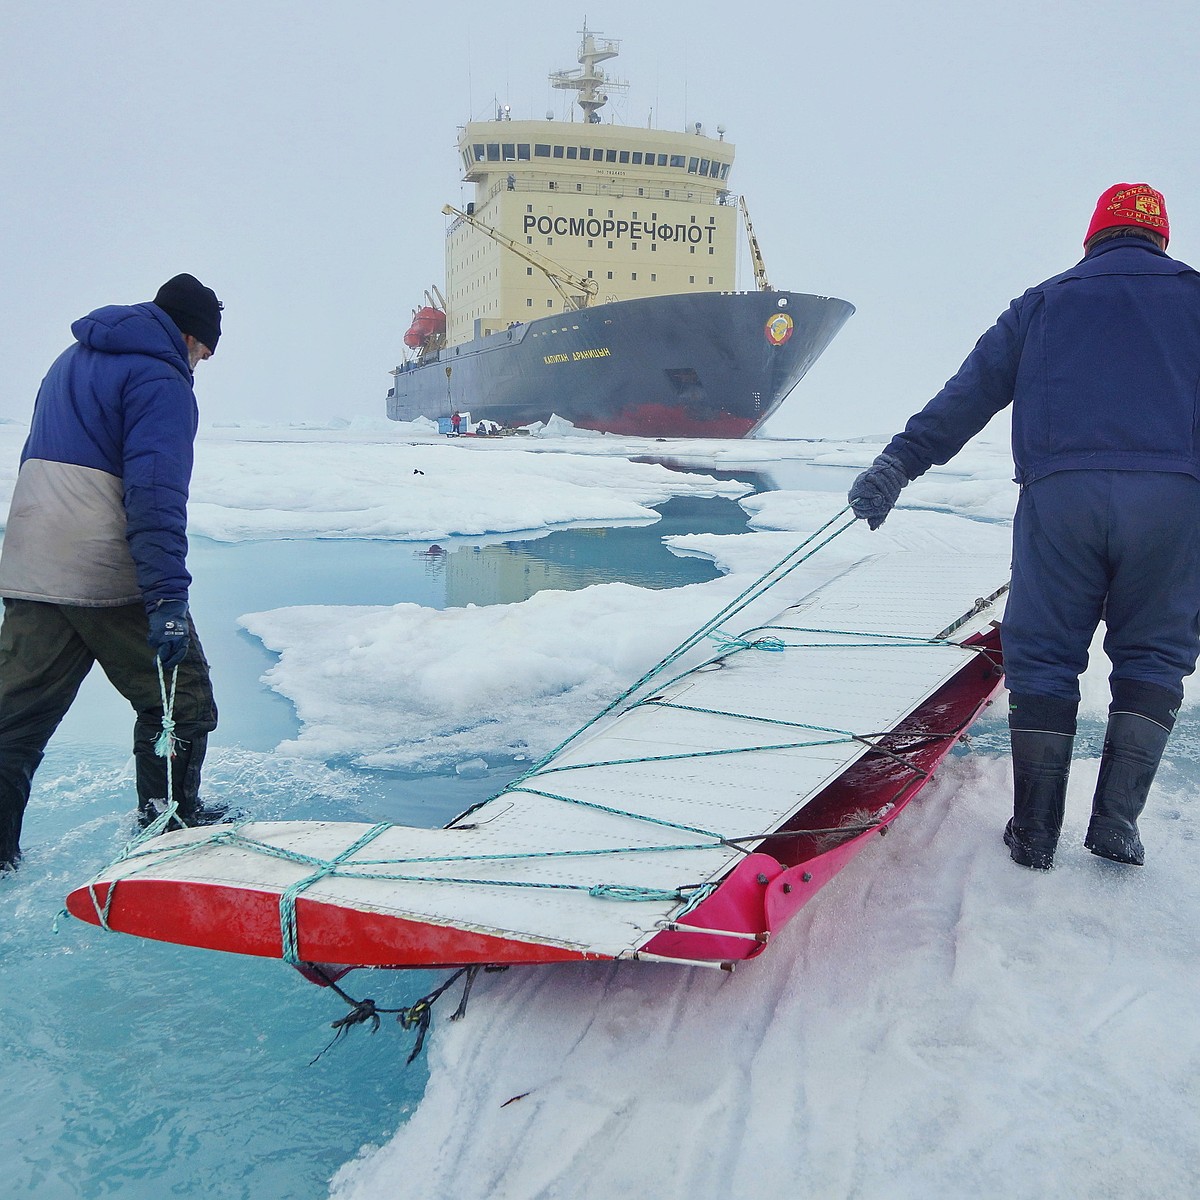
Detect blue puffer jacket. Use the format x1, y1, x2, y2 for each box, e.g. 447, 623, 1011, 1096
0, 303, 198, 609
884, 237, 1200, 485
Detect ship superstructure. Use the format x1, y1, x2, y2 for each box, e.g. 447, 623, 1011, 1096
444, 27, 738, 345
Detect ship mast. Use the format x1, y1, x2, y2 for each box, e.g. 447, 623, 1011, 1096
442, 205, 599, 311
549, 22, 627, 123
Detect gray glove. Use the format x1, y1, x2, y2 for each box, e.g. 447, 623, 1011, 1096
848, 453, 909, 530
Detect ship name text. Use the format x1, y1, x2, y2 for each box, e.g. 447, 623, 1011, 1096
523, 215, 716, 245
544, 347, 613, 365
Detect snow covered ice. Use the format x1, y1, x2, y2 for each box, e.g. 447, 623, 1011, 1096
1, 420, 1197, 1199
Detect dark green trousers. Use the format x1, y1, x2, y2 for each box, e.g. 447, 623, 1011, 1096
0, 599, 217, 865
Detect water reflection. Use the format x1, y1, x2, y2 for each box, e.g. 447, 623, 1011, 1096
406, 493, 753, 607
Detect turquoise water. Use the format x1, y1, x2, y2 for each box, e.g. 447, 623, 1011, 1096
0, 491, 758, 1199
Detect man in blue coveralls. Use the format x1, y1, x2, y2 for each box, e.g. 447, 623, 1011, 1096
848, 183, 1200, 870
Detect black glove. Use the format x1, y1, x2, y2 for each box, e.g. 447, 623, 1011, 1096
848, 453, 910, 530
147, 600, 190, 671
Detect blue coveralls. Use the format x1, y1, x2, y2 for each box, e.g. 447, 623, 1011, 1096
881, 236, 1200, 714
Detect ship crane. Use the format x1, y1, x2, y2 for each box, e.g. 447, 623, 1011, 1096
442, 204, 599, 311
738, 196, 774, 292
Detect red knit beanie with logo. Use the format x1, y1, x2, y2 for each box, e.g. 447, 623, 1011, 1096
1084, 183, 1169, 248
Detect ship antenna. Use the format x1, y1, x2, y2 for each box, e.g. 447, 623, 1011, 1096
549, 23, 626, 124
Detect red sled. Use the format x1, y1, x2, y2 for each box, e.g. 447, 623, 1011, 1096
67, 551, 1008, 979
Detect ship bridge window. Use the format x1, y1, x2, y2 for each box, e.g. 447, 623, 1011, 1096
486, 143, 500, 161
566, 146, 577, 159
605, 149, 617, 162
688, 157, 699, 173
720, 163, 730, 179
473, 144, 485, 160
700, 159, 710, 175
631, 152, 643, 165
619, 151, 630, 164
553, 145, 564, 158
579, 147, 591, 161
518, 144, 530, 160
670, 155, 685, 168
502, 143, 515, 160
709, 161, 722, 178
657, 154, 669, 166
534, 144, 551, 157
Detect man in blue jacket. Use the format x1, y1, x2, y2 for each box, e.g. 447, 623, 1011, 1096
0, 274, 225, 871
848, 183, 1200, 871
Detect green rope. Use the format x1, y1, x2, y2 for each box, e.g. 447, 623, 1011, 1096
86, 661, 181, 930
706, 631, 786, 653
637, 700, 855, 737
153, 660, 179, 759
115, 825, 727, 874
506, 785, 728, 840
505, 507, 859, 785
279, 823, 392, 964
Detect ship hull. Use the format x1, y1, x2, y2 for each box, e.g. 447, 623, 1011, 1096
387, 290, 853, 438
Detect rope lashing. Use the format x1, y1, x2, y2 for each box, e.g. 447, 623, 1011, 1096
115, 825, 725, 873
84, 660, 182, 930
506, 506, 859, 783
278, 823, 393, 964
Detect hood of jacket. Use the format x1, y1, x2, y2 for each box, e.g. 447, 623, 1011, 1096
70, 302, 192, 379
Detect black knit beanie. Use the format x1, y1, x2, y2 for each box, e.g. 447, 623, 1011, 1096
153, 273, 223, 352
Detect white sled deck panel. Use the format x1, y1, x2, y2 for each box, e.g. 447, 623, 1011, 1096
87, 550, 1010, 959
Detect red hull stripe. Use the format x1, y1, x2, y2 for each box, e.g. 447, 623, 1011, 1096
66, 880, 604, 968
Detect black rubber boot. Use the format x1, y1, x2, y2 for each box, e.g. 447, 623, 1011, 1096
134, 728, 229, 831
0, 746, 43, 871
0, 806, 22, 872
1084, 712, 1171, 866
1004, 728, 1074, 870
1, 794, 25, 870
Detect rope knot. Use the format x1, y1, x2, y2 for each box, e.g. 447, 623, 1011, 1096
331, 999, 381, 1035
154, 715, 178, 759
707, 631, 786, 653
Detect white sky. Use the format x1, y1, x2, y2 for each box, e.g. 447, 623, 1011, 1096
3, 1, 1198, 438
